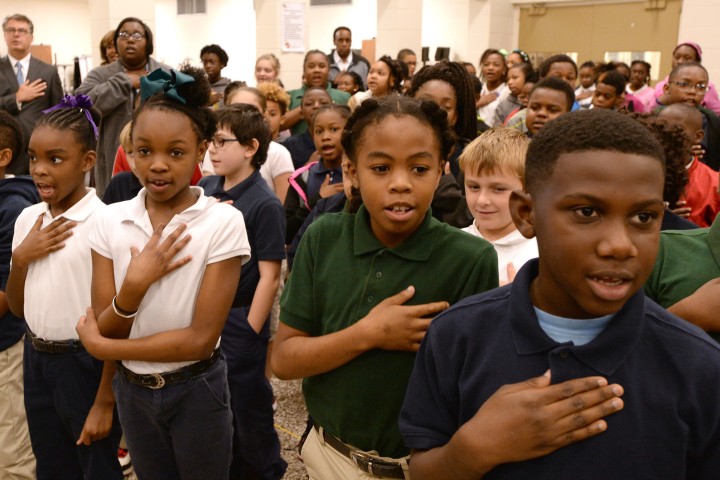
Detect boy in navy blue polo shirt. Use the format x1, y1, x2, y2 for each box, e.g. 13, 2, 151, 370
199, 104, 287, 480
400, 109, 720, 479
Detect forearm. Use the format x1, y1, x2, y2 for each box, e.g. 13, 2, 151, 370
272, 321, 374, 379
247, 274, 280, 334
668, 298, 720, 332
93, 361, 116, 406
410, 429, 498, 480
0, 291, 8, 318
95, 283, 149, 339
85, 325, 221, 362
283, 107, 303, 130
5, 264, 28, 318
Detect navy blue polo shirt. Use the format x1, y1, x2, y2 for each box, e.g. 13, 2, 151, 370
102, 172, 142, 204
200, 172, 286, 306
305, 159, 342, 204
400, 259, 720, 478
281, 131, 316, 170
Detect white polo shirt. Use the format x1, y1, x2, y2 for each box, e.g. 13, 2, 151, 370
201, 141, 294, 194
89, 187, 250, 374
12, 188, 104, 340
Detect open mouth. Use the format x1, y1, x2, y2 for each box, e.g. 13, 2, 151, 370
586, 275, 633, 302
35, 183, 55, 198
385, 205, 414, 221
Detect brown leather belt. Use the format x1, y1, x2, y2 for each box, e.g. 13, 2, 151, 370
313, 423, 406, 479
27, 329, 85, 354
116, 350, 220, 390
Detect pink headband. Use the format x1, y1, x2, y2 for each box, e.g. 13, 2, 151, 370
675, 42, 703, 62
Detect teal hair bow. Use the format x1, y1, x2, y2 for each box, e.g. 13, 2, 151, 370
140, 68, 195, 104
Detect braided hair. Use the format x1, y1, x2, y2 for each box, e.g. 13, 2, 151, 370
341, 96, 456, 163
407, 60, 477, 141
35, 102, 101, 152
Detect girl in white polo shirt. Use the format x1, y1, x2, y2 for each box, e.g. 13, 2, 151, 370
75, 66, 250, 480
7, 95, 123, 479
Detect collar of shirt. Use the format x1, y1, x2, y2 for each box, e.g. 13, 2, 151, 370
118, 186, 214, 235
352, 204, 438, 261
41, 188, 102, 222
333, 50, 353, 70
8, 53, 31, 76
508, 258, 645, 376
202, 170, 262, 203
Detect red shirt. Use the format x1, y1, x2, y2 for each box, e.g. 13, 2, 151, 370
684, 156, 720, 227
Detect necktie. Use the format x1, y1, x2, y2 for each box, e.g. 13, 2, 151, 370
16, 62, 24, 85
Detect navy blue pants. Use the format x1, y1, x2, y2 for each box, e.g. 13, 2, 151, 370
113, 356, 233, 480
23, 339, 123, 480
222, 307, 287, 480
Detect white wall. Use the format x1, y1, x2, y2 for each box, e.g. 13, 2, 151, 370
677, 0, 720, 90
154, 0, 256, 82
2, 0, 92, 66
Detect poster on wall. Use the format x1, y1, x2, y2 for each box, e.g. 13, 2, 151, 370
281, 3, 305, 52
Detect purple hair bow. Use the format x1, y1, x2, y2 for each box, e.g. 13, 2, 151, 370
43, 94, 99, 139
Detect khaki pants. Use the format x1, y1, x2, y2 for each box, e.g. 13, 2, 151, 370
0, 338, 35, 479
301, 427, 410, 480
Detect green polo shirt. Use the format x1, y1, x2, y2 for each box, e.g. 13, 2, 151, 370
287, 84, 351, 135
280, 205, 498, 457
645, 219, 720, 342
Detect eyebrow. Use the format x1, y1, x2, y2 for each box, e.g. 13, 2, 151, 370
366, 151, 434, 160
134, 137, 189, 146
562, 193, 664, 209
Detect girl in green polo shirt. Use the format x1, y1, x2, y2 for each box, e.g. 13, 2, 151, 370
273, 96, 499, 479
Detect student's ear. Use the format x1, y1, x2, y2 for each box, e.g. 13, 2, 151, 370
0, 148, 12, 168
617, 92, 626, 109
245, 139, 260, 159
197, 139, 208, 164
82, 150, 97, 172
509, 189, 536, 239
663, 82, 671, 96
347, 159, 360, 190
280, 114, 286, 128
695, 128, 705, 145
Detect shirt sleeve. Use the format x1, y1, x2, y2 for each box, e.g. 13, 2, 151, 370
87, 206, 112, 259
399, 317, 460, 450
279, 218, 319, 334
267, 143, 295, 178
251, 199, 286, 262
207, 204, 251, 265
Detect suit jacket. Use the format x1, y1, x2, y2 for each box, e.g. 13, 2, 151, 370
0, 55, 63, 174
76, 58, 171, 195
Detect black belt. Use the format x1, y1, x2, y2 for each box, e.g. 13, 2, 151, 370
116, 350, 220, 390
27, 329, 85, 354
313, 423, 406, 479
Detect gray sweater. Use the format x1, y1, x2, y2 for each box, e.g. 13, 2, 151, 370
77, 58, 171, 195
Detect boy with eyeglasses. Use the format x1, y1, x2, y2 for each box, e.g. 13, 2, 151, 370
658, 62, 720, 171
199, 104, 288, 480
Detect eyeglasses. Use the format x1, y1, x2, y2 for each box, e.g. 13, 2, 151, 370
671, 81, 708, 93
117, 31, 145, 41
4, 27, 30, 36
211, 137, 239, 149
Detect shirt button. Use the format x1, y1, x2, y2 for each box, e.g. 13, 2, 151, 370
559, 351, 569, 359
375, 272, 382, 279
367, 295, 374, 303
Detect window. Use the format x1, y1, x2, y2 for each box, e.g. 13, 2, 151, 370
605, 51, 662, 81
177, 0, 206, 15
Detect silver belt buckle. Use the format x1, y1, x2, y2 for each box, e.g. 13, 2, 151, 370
148, 373, 166, 389
350, 451, 373, 474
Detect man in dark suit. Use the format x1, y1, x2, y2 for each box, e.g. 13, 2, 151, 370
1, 14, 62, 175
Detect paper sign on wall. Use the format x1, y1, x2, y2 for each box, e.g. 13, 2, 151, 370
281, 3, 305, 52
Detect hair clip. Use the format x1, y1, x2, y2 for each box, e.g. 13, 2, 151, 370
43, 94, 99, 139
